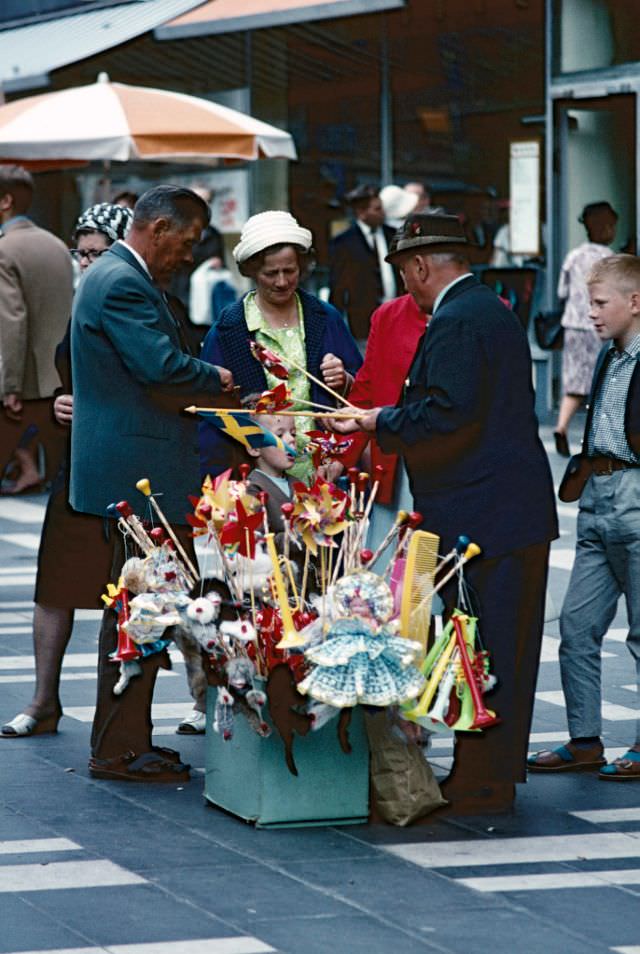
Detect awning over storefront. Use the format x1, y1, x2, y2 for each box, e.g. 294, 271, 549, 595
156, 0, 405, 40
0, 0, 205, 94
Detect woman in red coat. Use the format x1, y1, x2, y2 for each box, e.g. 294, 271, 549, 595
336, 293, 426, 555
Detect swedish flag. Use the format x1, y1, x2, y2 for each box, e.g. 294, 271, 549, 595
194, 409, 296, 457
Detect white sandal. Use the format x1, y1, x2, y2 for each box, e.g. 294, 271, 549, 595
1, 711, 60, 737
176, 709, 206, 735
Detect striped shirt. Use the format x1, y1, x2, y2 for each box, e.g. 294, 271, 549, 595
587, 334, 640, 462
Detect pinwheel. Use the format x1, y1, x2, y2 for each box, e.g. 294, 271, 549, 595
254, 382, 293, 413
305, 430, 355, 469
249, 340, 290, 379
289, 477, 350, 556
219, 499, 265, 559
187, 470, 254, 535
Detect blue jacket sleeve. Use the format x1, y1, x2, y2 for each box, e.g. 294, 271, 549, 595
323, 307, 363, 376
100, 272, 221, 393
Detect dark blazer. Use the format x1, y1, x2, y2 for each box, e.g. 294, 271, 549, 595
376, 275, 558, 559
70, 243, 223, 524
584, 345, 640, 455
199, 288, 362, 477
329, 223, 399, 339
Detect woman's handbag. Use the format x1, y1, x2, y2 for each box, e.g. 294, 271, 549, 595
534, 309, 564, 351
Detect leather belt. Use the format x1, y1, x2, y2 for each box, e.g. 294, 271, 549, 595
588, 456, 639, 476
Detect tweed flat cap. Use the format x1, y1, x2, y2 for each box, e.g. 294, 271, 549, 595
385, 212, 468, 263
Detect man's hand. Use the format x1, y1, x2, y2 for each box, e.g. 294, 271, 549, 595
358, 407, 382, 432
317, 460, 345, 483
216, 367, 235, 392
3, 393, 23, 420
53, 393, 73, 426
320, 353, 347, 391
328, 407, 381, 433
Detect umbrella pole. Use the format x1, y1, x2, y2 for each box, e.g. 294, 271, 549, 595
97, 159, 111, 202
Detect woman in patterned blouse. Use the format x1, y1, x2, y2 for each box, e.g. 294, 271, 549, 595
199, 211, 362, 483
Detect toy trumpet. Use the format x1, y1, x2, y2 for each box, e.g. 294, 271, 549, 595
403, 619, 458, 719
404, 611, 498, 731
451, 613, 499, 730
265, 533, 306, 650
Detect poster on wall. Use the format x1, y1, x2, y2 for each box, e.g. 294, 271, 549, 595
510, 139, 540, 256
209, 168, 249, 235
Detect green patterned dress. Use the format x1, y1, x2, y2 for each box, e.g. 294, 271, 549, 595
245, 292, 314, 483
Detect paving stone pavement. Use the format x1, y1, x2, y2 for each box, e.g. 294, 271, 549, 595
0, 423, 639, 954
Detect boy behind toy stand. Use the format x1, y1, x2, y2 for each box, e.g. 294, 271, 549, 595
244, 411, 298, 533
529, 253, 640, 780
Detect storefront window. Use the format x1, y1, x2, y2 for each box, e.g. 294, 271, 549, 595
553, 0, 640, 75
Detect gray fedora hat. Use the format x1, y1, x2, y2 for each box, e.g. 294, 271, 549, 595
385, 212, 468, 263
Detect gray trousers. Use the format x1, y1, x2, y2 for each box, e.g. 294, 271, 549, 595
559, 469, 640, 743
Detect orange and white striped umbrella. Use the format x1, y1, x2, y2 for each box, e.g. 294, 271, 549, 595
0, 74, 297, 165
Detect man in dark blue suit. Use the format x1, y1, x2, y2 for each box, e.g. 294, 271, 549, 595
329, 185, 399, 340
71, 186, 234, 781
355, 213, 558, 815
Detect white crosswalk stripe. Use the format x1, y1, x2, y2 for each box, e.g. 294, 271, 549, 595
457, 868, 640, 892
571, 808, 640, 824
2, 941, 276, 954
0, 500, 46, 523
0, 533, 42, 551
383, 828, 640, 894
0, 838, 80, 855
536, 690, 638, 721
0, 859, 146, 892
386, 832, 640, 868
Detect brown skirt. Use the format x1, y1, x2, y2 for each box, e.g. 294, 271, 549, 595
35, 485, 113, 609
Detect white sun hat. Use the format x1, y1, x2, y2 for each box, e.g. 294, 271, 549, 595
233, 210, 313, 264
379, 184, 419, 227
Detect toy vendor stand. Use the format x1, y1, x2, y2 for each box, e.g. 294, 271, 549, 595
204, 695, 369, 828
106, 369, 496, 829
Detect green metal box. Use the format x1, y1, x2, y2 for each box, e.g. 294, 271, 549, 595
204, 686, 370, 828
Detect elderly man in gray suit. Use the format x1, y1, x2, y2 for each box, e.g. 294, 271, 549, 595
0, 164, 73, 492
71, 185, 234, 782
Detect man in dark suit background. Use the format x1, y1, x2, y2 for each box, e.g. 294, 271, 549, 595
351, 213, 558, 815
329, 184, 399, 341
71, 185, 234, 781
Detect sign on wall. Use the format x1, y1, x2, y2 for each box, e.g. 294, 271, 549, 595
510, 139, 540, 256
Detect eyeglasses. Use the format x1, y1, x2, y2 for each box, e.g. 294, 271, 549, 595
70, 248, 107, 263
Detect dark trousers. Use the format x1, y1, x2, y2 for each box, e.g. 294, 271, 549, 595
90, 523, 196, 760
439, 541, 550, 787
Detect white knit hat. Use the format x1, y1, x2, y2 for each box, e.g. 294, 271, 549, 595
379, 185, 419, 224
232, 210, 313, 264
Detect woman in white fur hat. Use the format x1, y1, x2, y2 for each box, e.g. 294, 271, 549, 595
199, 210, 362, 481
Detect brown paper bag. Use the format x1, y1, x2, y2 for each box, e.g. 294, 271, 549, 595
364, 711, 446, 826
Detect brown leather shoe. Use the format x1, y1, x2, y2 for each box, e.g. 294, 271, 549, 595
527, 740, 605, 772
89, 750, 191, 783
